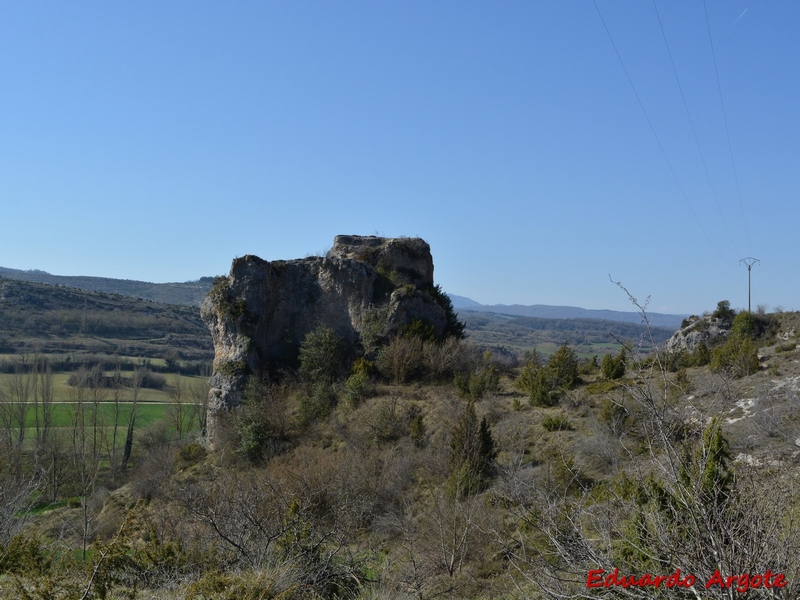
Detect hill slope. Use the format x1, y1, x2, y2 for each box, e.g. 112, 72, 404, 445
0, 278, 212, 360
450, 295, 686, 329
460, 309, 675, 355
0, 267, 214, 306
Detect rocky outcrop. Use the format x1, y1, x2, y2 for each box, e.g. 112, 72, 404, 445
666, 314, 731, 354
201, 235, 452, 442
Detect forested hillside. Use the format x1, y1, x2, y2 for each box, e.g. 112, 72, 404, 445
0, 267, 214, 306
0, 278, 213, 361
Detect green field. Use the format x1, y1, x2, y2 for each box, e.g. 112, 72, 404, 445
19, 402, 170, 429
0, 371, 208, 403
0, 368, 208, 447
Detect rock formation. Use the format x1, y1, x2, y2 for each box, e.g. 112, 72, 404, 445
201, 235, 455, 442
666, 314, 731, 354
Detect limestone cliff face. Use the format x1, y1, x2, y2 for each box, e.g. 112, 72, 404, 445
666, 314, 731, 353
201, 235, 449, 440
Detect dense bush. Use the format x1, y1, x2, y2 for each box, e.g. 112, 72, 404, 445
454, 364, 499, 401
731, 310, 775, 341
601, 348, 626, 380
448, 401, 496, 496
548, 342, 579, 388
711, 299, 736, 322
694, 340, 711, 366
66, 366, 166, 390
297, 381, 338, 426
427, 284, 466, 340
298, 326, 344, 384
710, 333, 759, 377
541, 414, 573, 431
235, 374, 289, 463
514, 343, 579, 407
342, 368, 373, 409
376, 335, 424, 383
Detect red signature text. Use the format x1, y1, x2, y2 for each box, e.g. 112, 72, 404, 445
586, 568, 787, 592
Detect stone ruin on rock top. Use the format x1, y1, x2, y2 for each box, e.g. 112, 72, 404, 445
200, 234, 459, 443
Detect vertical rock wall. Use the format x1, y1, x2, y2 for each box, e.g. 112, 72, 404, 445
201, 235, 449, 443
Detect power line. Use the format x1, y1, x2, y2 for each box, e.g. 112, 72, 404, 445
652, 0, 740, 258
703, 0, 753, 254
592, 0, 726, 264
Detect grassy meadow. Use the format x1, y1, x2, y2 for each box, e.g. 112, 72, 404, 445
0, 370, 209, 403
0, 365, 209, 452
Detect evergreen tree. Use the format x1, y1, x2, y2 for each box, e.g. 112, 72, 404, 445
448, 401, 497, 496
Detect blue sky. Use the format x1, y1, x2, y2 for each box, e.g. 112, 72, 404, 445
1, 1, 796, 314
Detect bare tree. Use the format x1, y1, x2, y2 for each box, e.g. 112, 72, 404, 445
7, 360, 32, 453
0, 470, 41, 546
108, 367, 125, 484
167, 374, 187, 439
122, 367, 144, 470
37, 357, 55, 448
87, 366, 107, 462
189, 376, 211, 437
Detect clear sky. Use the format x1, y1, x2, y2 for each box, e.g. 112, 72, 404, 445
1, 1, 796, 314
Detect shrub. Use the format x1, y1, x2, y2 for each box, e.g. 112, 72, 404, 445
422, 337, 478, 381
368, 398, 407, 444
297, 381, 337, 426
548, 342, 579, 389
711, 300, 735, 322
236, 374, 288, 462
217, 360, 248, 379
178, 442, 207, 466
427, 284, 466, 340
710, 333, 759, 377
599, 398, 631, 437
515, 361, 558, 407
731, 311, 774, 341
579, 355, 599, 375
299, 326, 344, 384
343, 370, 370, 409
601, 349, 626, 380
692, 341, 711, 366
376, 335, 424, 383
409, 411, 427, 448
360, 305, 391, 355
731, 311, 760, 339
674, 368, 691, 389
514, 344, 578, 407
454, 365, 499, 401
516, 361, 554, 407
448, 401, 496, 497
350, 356, 376, 376
586, 379, 619, 394
542, 414, 573, 432
236, 418, 275, 463
400, 318, 435, 341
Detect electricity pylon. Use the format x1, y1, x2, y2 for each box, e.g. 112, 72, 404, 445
739, 257, 760, 313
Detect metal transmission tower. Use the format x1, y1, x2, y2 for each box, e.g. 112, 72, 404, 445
739, 257, 760, 313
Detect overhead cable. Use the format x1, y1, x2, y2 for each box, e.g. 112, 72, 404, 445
592, 0, 727, 264
652, 0, 740, 258
703, 0, 753, 254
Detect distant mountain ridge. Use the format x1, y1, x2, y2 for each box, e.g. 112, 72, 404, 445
0, 267, 215, 306
0, 267, 686, 329
448, 295, 686, 330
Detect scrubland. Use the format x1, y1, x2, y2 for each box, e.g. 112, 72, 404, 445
1, 304, 799, 599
